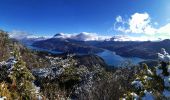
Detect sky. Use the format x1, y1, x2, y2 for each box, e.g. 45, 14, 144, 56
0, 0, 170, 40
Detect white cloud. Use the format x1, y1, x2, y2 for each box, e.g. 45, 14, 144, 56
144, 25, 157, 35
112, 35, 158, 41
54, 32, 157, 41
9, 30, 160, 41
54, 32, 111, 41
114, 12, 170, 40
8, 30, 31, 39
116, 16, 123, 22
8, 30, 51, 40
115, 13, 157, 35
114, 16, 129, 33
157, 23, 170, 35
129, 13, 156, 34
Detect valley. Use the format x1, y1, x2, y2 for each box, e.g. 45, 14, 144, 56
1, 0, 170, 99
20, 33, 170, 67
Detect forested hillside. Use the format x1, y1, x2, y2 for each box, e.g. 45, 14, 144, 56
0, 30, 170, 99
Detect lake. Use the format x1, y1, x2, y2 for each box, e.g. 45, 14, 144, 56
97, 50, 145, 67
28, 45, 144, 67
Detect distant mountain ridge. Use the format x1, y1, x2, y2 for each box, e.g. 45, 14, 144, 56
32, 37, 104, 54
95, 40, 170, 59
53, 32, 111, 41
31, 33, 170, 59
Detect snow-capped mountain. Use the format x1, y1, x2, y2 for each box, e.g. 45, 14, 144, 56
53, 32, 111, 41
53, 32, 158, 42
109, 35, 159, 41
9, 30, 158, 42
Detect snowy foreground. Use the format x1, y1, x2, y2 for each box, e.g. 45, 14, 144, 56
122, 48, 170, 100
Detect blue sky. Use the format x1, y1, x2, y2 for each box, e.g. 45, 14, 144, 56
0, 0, 170, 39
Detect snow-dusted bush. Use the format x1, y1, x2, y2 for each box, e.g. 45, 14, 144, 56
0, 49, 43, 99
122, 48, 170, 99
158, 48, 170, 63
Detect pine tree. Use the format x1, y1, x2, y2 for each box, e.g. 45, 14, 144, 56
0, 82, 12, 99
8, 44, 36, 99
122, 48, 170, 99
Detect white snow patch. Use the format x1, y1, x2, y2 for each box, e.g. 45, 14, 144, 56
130, 92, 139, 99
158, 48, 170, 63
0, 97, 6, 100
131, 80, 143, 90
142, 90, 154, 100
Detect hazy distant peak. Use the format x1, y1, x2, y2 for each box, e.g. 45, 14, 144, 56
53, 33, 72, 39
53, 33, 65, 37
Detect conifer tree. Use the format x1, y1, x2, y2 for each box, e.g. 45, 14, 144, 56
122, 48, 170, 99
0, 82, 11, 99
8, 43, 36, 99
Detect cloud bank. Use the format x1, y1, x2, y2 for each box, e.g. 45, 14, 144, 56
9, 30, 160, 42
8, 30, 31, 39
8, 30, 112, 41
54, 32, 111, 41
9, 12, 170, 42
114, 12, 170, 40
8, 30, 51, 40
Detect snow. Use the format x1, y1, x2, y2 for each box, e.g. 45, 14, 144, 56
124, 49, 170, 99
131, 80, 143, 90
161, 48, 169, 55
143, 76, 152, 81
130, 92, 139, 99
53, 32, 111, 41
1, 83, 4, 88
158, 48, 170, 63
0, 56, 17, 72
32, 82, 43, 100
0, 97, 6, 100
163, 55, 170, 63
122, 98, 126, 100
157, 49, 170, 98
158, 53, 165, 61
142, 90, 154, 100
32, 55, 77, 79
32, 66, 67, 78
147, 69, 153, 75
0, 61, 6, 66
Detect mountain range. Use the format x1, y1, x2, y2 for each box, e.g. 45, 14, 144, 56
18, 32, 170, 60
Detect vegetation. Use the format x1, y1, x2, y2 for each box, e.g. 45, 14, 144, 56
122, 48, 170, 99
0, 44, 40, 99
0, 29, 170, 99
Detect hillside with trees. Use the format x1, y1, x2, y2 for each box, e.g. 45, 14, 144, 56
0, 30, 170, 99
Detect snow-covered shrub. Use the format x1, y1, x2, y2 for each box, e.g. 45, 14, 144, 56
158, 48, 170, 76
33, 54, 80, 99
122, 48, 170, 99
0, 48, 43, 99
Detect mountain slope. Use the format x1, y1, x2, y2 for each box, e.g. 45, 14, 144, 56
0, 30, 11, 60
32, 38, 103, 54
95, 40, 170, 59
32, 36, 170, 59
